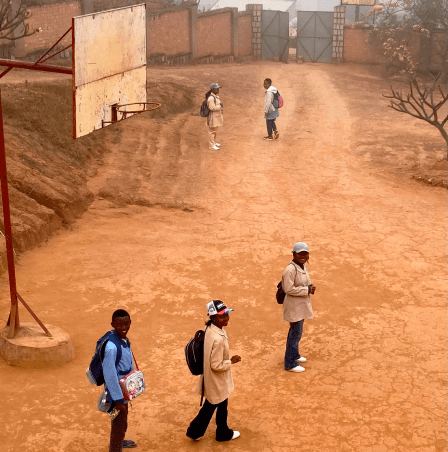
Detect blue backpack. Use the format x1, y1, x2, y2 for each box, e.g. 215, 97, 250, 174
86, 330, 129, 386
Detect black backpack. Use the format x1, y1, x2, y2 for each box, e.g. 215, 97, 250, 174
200, 91, 216, 117
185, 327, 208, 376
276, 281, 286, 304
276, 264, 297, 305
86, 330, 127, 386
200, 99, 210, 117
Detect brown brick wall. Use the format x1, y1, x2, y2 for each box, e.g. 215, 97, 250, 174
237, 13, 251, 57
93, 0, 165, 13
343, 28, 426, 66
197, 11, 232, 58
148, 9, 191, 56
430, 32, 447, 71
24, 2, 81, 53
343, 28, 386, 64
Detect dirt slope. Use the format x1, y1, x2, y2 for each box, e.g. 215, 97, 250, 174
0, 63, 446, 452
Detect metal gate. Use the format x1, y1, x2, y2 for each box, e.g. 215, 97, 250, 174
297, 11, 334, 63
261, 10, 289, 62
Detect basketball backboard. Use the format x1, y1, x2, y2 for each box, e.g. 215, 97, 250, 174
72, 4, 147, 138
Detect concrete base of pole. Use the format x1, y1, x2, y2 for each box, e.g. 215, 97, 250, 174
0, 323, 74, 367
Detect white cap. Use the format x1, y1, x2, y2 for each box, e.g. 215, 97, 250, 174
293, 242, 309, 253
206, 299, 234, 316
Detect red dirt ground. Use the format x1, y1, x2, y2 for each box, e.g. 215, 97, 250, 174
0, 62, 446, 452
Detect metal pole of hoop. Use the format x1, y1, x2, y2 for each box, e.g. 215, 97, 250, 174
0, 90, 20, 337
0, 91, 52, 339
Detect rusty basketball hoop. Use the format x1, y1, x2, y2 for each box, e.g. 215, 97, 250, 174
102, 102, 162, 126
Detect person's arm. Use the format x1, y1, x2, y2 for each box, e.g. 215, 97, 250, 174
207, 96, 222, 112
264, 92, 274, 115
282, 265, 309, 297
209, 339, 232, 372
103, 342, 125, 404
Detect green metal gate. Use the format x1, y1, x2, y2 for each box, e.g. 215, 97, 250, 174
261, 10, 290, 63
297, 11, 334, 63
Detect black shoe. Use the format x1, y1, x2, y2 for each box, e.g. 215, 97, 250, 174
273, 130, 279, 139
264, 135, 273, 140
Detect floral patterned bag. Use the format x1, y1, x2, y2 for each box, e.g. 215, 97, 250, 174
119, 352, 145, 401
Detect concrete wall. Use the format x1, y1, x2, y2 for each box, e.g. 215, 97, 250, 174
197, 9, 233, 58
237, 12, 252, 57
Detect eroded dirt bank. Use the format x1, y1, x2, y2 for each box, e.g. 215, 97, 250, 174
0, 63, 446, 452
0, 76, 195, 273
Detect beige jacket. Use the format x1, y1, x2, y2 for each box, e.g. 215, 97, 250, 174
195, 323, 234, 405
282, 261, 314, 322
206, 93, 223, 128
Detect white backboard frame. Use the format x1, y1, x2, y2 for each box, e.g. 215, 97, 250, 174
72, 4, 147, 138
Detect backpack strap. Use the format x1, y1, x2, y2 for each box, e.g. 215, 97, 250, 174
282, 262, 298, 287
100, 331, 124, 368
200, 325, 209, 406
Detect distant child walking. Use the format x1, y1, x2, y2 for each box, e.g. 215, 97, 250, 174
186, 300, 241, 442
206, 82, 224, 150
263, 78, 280, 140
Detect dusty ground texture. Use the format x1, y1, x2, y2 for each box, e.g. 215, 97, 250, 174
0, 62, 446, 452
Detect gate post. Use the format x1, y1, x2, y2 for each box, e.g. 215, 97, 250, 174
246, 3, 262, 59
333, 5, 345, 63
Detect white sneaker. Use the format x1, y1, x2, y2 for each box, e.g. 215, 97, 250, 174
193, 436, 203, 441
297, 356, 307, 363
215, 143, 221, 147
231, 431, 240, 440
211, 145, 220, 150
287, 365, 305, 372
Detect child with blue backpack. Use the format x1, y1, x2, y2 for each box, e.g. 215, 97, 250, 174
90, 309, 137, 451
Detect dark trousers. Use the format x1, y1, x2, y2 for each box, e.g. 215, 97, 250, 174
285, 320, 304, 370
266, 119, 277, 136
186, 398, 233, 441
110, 404, 128, 452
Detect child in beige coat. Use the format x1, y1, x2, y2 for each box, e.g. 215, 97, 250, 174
186, 300, 241, 442
206, 83, 224, 150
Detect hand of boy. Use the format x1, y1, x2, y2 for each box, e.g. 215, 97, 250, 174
230, 355, 241, 364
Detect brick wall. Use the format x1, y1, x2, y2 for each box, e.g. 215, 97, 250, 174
93, 0, 165, 13
147, 9, 191, 56
343, 28, 387, 64
24, 1, 81, 53
429, 31, 447, 71
237, 12, 252, 57
16, 0, 255, 62
197, 10, 232, 58
343, 27, 430, 66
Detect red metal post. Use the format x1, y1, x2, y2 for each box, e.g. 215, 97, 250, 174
0, 90, 20, 338
0, 59, 72, 75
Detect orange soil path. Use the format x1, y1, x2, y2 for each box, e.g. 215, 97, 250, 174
0, 63, 446, 452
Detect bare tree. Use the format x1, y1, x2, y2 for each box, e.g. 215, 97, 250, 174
384, 73, 448, 148
0, 0, 37, 41
366, 1, 448, 151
